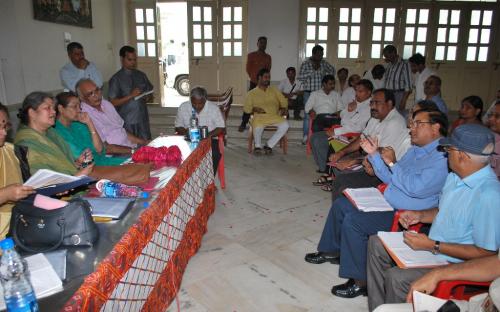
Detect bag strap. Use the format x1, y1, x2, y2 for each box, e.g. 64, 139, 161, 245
12, 215, 66, 253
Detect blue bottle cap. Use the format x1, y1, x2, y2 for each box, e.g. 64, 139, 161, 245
0, 238, 15, 250
142, 201, 149, 208
141, 192, 149, 199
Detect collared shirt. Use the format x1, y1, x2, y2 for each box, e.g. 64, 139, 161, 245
108, 68, 153, 125
278, 79, 303, 100
368, 139, 448, 210
59, 62, 103, 92
384, 57, 412, 92
340, 86, 355, 111
305, 89, 342, 114
414, 67, 436, 103
246, 51, 271, 84
364, 108, 411, 160
298, 59, 336, 92
491, 133, 500, 179
429, 166, 500, 263
81, 99, 136, 148
243, 86, 288, 128
337, 98, 372, 135
430, 95, 448, 115
175, 101, 225, 132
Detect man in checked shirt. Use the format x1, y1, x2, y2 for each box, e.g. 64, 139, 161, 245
298, 45, 336, 144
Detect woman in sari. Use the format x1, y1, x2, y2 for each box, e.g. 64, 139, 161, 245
0, 103, 35, 239
54, 92, 126, 166
14, 91, 94, 176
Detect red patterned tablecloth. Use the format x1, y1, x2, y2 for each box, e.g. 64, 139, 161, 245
62, 139, 215, 311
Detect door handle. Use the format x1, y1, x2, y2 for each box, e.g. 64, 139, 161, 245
493, 61, 500, 70
191, 58, 200, 65
354, 59, 366, 63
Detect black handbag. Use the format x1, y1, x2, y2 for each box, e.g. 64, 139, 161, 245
9, 198, 99, 253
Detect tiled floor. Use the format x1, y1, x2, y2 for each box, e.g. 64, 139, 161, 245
167, 140, 369, 312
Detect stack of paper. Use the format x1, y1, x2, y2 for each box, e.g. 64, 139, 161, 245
0, 253, 63, 310
412, 290, 448, 312
24, 169, 93, 196
343, 187, 394, 212
378, 231, 449, 268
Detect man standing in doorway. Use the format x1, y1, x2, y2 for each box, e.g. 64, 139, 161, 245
409, 53, 436, 106
108, 45, 154, 141
60, 42, 103, 92
239, 36, 272, 132
383, 45, 412, 114
298, 45, 336, 144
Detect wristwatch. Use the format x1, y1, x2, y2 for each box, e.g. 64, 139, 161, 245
432, 240, 441, 255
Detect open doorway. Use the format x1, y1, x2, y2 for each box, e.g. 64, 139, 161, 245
158, 2, 190, 107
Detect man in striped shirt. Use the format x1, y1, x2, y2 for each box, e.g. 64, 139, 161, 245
298, 45, 336, 143
383, 45, 412, 114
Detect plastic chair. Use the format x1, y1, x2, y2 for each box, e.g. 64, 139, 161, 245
433, 280, 491, 300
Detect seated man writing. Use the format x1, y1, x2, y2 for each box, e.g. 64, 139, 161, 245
175, 86, 225, 172
305, 107, 449, 300
305, 74, 342, 132
310, 79, 373, 174
367, 124, 500, 311
244, 68, 289, 155
77, 79, 148, 153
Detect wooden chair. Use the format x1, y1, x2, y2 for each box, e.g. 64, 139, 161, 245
247, 117, 288, 155
390, 208, 491, 300
208, 87, 233, 122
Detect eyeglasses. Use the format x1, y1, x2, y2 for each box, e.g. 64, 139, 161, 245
409, 120, 434, 128
83, 87, 101, 98
437, 145, 471, 159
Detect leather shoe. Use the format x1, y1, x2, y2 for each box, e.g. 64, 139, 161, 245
304, 252, 340, 264
331, 279, 367, 298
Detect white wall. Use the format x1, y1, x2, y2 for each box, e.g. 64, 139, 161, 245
0, 0, 128, 105
248, 0, 300, 82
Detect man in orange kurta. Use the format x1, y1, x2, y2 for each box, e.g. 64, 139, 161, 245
239, 36, 272, 132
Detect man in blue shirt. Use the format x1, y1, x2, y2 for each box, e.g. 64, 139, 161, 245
305, 107, 449, 299
60, 42, 103, 92
367, 124, 500, 311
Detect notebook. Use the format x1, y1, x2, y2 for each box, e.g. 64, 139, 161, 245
24, 169, 94, 196
343, 187, 394, 212
377, 231, 449, 268
0, 253, 63, 310
83, 197, 134, 219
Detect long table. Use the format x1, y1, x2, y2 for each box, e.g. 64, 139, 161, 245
38, 139, 215, 311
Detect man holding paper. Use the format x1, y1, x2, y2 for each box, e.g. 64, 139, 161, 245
109, 45, 154, 140
305, 107, 449, 299
367, 124, 500, 311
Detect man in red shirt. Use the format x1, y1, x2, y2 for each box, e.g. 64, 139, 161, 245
239, 36, 272, 132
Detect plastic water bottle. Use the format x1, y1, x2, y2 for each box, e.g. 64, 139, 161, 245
189, 111, 200, 146
0, 238, 39, 312
96, 180, 149, 199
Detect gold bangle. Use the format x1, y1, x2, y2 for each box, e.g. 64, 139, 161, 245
90, 131, 97, 134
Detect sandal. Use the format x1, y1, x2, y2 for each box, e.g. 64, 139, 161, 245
312, 175, 333, 186
321, 183, 333, 192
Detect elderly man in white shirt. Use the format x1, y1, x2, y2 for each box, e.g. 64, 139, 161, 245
340, 74, 361, 111
305, 74, 342, 132
310, 79, 374, 174
175, 86, 225, 173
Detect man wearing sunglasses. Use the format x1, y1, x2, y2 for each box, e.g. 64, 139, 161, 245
367, 123, 500, 311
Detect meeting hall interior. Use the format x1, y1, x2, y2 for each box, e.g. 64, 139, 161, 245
0, 0, 500, 311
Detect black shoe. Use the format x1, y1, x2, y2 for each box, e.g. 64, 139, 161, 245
331, 279, 367, 298
238, 125, 246, 132
304, 252, 340, 264
253, 147, 263, 155
263, 145, 273, 155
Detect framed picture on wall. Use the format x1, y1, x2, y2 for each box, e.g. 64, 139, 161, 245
33, 0, 92, 28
